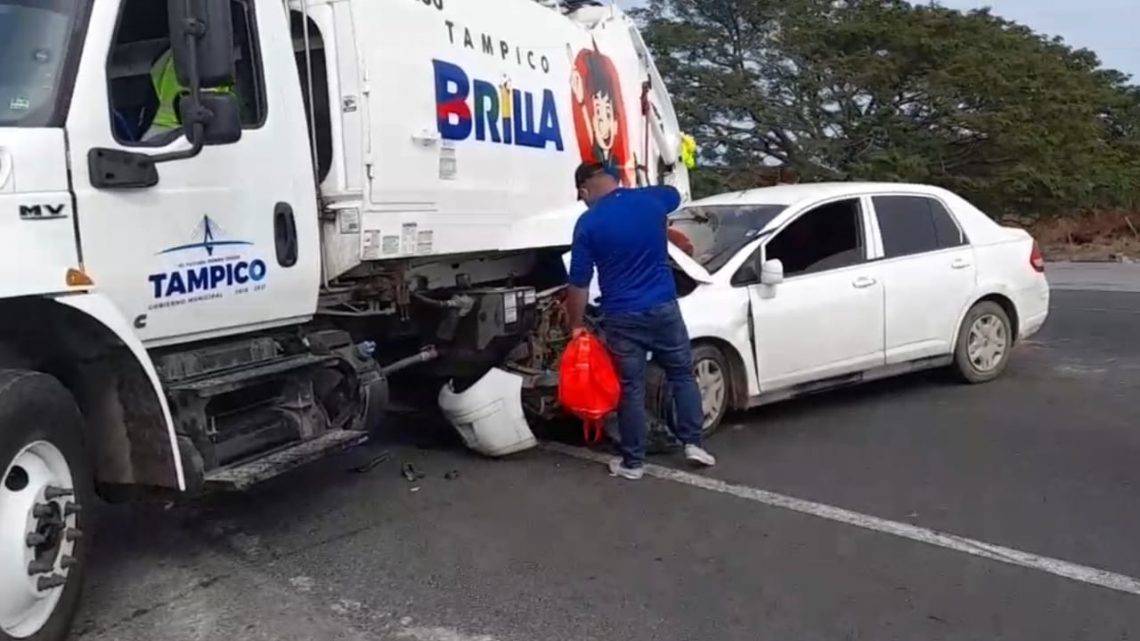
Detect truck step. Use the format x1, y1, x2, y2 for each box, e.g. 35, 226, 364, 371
169, 353, 336, 398
204, 430, 369, 491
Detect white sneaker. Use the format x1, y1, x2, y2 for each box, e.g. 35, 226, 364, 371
608, 458, 644, 480
684, 445, 716, 467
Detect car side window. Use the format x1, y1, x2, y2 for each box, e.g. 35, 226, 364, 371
929, 199, 967, 248
731, 245, 762, 286
764, 198, 865, 278
106, 0, 267, 146
874, 195, 966, 258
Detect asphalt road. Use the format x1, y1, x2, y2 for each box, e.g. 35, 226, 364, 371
74, 270, 1140, 641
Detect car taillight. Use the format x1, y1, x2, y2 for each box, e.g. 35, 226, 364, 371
1029, 241, 1045, 273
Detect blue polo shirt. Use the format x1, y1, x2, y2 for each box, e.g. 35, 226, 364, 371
568, 185, 682, 315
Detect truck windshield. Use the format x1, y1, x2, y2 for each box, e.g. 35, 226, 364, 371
0, 0, 88, 128
668, 203, 787, 273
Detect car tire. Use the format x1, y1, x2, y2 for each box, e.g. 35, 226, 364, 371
0, 370, 92, 641
643, 365, 680, 453
646, 344, 731, 440
952, 301, 1014, 384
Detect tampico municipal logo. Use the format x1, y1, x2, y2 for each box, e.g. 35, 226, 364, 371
148, 215, 268, 306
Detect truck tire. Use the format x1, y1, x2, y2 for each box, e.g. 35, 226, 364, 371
0, 370, 92, 641
952, 301, 1013, 384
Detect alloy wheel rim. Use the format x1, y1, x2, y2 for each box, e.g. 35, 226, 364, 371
695, 358, 726, 431
967, 313, 1008, 372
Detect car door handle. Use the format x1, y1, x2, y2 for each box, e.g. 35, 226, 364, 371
951, 258, 972, 270
852, 276, 877, 289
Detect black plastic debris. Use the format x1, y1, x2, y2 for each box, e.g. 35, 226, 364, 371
402, 462, 426, 482
351, 451, 391, 474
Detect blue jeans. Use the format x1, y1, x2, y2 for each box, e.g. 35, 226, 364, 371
601, 300, 704, 468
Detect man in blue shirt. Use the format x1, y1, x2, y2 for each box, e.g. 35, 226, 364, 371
566, 162, 716, 480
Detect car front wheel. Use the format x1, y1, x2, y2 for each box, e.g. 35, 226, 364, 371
645, 344, 731, 446
692, 345, 730, 434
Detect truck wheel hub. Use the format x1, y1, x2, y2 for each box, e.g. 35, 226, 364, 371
1, 441, 77, 638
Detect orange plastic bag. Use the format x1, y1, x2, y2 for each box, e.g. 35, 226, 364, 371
558, 330, 621, 444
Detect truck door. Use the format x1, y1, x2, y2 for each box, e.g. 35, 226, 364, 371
65, 0, 320, 345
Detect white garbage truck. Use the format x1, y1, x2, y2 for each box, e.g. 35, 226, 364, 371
0, 0, 690, 637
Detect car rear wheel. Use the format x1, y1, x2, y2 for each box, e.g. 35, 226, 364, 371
953, 301, 1013, 384
0, 370, 91, 641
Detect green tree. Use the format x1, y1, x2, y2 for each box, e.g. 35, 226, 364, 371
637, 0, 1140, 215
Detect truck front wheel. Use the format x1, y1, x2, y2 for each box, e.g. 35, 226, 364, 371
0, 371, 91, 641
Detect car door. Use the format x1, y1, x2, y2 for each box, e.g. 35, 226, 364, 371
868, 194, 977, 363
743, 197, 885, 390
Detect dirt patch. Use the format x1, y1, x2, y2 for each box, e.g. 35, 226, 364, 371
1001, 210, 1140, 262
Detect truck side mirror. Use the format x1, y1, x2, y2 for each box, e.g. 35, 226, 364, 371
88, 148, 159, 190
760, 258, 784, 286
168, 0, 235, 89
179, 92, 242, 145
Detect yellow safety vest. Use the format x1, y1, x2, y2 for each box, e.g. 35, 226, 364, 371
680, 133, 698, 169
150, 50, 233, 131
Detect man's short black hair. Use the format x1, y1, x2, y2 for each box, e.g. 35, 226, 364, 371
575, 161, 608, 190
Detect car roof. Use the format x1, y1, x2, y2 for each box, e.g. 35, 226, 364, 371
687, 182, 946, 208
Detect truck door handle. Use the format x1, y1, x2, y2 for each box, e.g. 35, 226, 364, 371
274, 202, 298, 268
852, 276, 877, 289
951, 258, 971, 270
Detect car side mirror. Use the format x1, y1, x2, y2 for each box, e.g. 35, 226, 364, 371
168, 0, 235, 89
179, 92, 242, 145
760, 258, 784, 285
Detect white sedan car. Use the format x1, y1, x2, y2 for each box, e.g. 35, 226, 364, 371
579, 182, 1051, 435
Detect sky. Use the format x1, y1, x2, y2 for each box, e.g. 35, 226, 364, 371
615, 0, 1139, 81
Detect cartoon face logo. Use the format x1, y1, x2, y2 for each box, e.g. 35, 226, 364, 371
570, 45, 632, 185
592, 94, 612, 149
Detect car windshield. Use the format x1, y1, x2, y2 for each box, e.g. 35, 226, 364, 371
669, 203, 787, 273
0, 0, 87, 127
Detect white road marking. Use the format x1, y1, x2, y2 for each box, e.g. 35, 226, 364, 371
544, 442, 1140, 598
